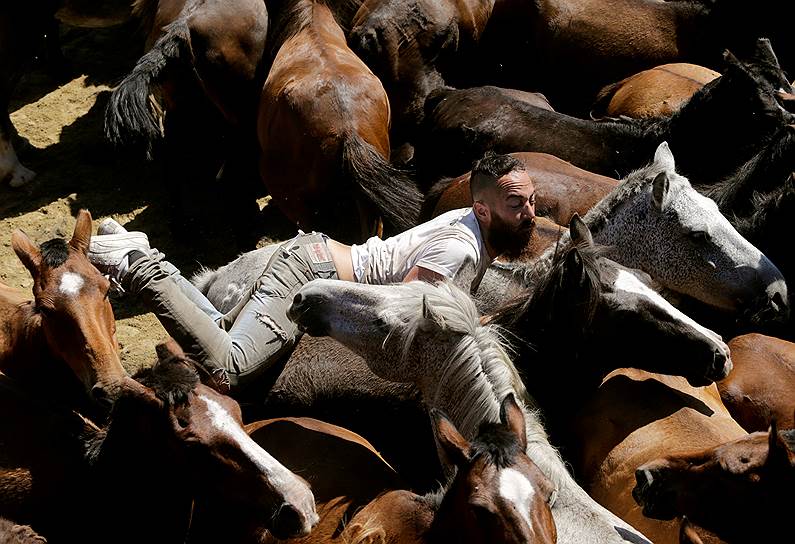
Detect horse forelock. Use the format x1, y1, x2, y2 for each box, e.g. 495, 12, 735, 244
39, 238, 70, 268
134, 356, 199, 407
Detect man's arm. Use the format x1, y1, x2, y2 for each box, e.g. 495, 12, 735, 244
402, 265, 447, 283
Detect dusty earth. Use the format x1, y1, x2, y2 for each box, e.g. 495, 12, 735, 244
1, 20, 286, 374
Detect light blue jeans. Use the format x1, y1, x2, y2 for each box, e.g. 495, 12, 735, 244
125, 233, 338, 392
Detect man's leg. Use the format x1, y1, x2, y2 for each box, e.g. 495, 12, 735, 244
89, 229, 337, 393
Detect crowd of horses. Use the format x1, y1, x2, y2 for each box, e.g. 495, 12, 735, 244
2, 0, 795, 543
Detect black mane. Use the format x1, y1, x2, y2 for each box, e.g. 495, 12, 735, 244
470, 421, 523, 470
39, 238, 70, 268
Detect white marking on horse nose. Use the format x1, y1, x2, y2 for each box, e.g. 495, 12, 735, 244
59, 272, 85, 297
499, 467, 536, 533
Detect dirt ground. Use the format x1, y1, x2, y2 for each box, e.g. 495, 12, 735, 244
1, 21, 284, 374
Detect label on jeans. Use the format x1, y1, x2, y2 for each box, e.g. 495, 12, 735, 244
308, 242, 332, 264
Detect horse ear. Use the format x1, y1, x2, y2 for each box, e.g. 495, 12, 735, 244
679, 517, 704, 544
568, 213, 593, 247
652, 172, 670, 211
752, 38, 780, 68
156, 338, 187, 361
69, 209, 93, 254
653, 141, 676, 173
500, 394, 528, 451
723, 50, 753, 80
431, 408, 471, 467
421, 294, 444, 329
11, 230, 42, 277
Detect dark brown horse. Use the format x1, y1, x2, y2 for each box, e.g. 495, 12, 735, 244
718, 334, 795, 432
348, 0, 497, 162
0, 356, 318, 543
472, 0, 792, 114
422, 152, 617, 226
257, 0, 421, 241
0, 210, 127, 413
416, 46, 795, 184
633, 420, 795, 542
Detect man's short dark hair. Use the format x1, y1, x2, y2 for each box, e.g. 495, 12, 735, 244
470, 153, 526, 200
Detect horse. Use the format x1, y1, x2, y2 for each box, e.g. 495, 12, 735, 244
591, 64, 720, 119
286, 276, 653, 543
340, 396, 557, 544
470, 0, 792, 115
415, 46, 795, 185
421, 152, 618, 226
0, 210, 127, 414
257, 0, 422, 242
717, 333, 795, 432
0, 355, 318, 542
349, 0, 498, 163
0, 518, 46, 544
475, 142, 787, 327
633, 419, 795, 542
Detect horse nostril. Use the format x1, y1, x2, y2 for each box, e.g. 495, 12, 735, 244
271, 503, 309, 539
292, 292, 303, 306
91, 384, 114, 410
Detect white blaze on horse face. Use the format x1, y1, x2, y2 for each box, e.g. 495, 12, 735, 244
199, 394, 293, 482
613, 269, 725, 348
59, 272, 85, 297
499, 467, 536, 534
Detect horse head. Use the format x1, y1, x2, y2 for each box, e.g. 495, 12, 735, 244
124, 354, 319, 539
632, 418, 795, 537
10, 210, 127, 408
430, 394, 557, 543
603, 142, 788, 322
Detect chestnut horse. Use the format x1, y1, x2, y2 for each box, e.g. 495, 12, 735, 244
718, 334, 795, 432
258, 0, 421, 242
591, 64, 720, 119
422, 152, 618, 226
567, 369, 746, 544
0, 356, 318, 543
633, 419, 795, 542
0, 210, 126, 413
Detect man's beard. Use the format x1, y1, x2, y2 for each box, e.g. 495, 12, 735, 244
487, 214, 535, 259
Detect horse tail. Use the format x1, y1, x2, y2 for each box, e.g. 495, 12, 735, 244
190, 266, 218, 295
342, 134, 422, 233
589, 78, 627, 120
419, 175, 460, 221
104, 18, 191, 157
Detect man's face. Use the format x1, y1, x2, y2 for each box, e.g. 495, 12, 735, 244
481, 169, 536, 258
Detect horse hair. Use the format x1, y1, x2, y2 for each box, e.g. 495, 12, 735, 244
469, 420, 524, 470
733, 178, 795, 238
39, 238, 70, 268
134, 355, 200, 407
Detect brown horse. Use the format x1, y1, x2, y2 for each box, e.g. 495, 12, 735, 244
340, 395, 557, 544
0, 210, 126, 412
717, 333, 795, 432
0, 355, 318, 543
0, 518, 46, 544
422, 152, 618, 226
592, 64, 720, 119
633, 419, 795, 542
258, 0, 421, 242
349, 0, 498, 162
566, 369, 746, 544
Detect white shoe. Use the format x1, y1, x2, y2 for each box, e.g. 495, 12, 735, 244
98, 217, 128, 235
89, 231, 151, 282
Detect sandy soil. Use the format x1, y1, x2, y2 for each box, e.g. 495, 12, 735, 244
1, 21, 284, 374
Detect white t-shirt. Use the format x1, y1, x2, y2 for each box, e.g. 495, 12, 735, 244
350, 208, 491, 289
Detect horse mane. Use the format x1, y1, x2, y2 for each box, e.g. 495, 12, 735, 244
469, 421, 524, 469
383, 281, 567, 492
39, 238, 70, 268
134, 356, 200, 407
268, 0, 331, 56
706, 125, 795, 209
131, 0, 159, 35
734, 177, 795, 237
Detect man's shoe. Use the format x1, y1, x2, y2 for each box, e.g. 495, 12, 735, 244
88, 231, 151, 282
97, 217, 128, 235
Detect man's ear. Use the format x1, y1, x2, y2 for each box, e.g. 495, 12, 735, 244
473, 200, 490, 223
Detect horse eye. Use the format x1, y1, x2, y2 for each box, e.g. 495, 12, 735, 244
688, 230, 710, 242
177, 417, 189, 428
373, 317, 387, 329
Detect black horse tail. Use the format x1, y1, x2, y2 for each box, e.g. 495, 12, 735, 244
342, 134, 423, 234
104, 18, 191, 158
589, 78, 628, 120
419, 175, 461, 221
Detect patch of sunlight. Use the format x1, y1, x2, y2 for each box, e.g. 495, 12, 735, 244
9, 75, 110, 149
